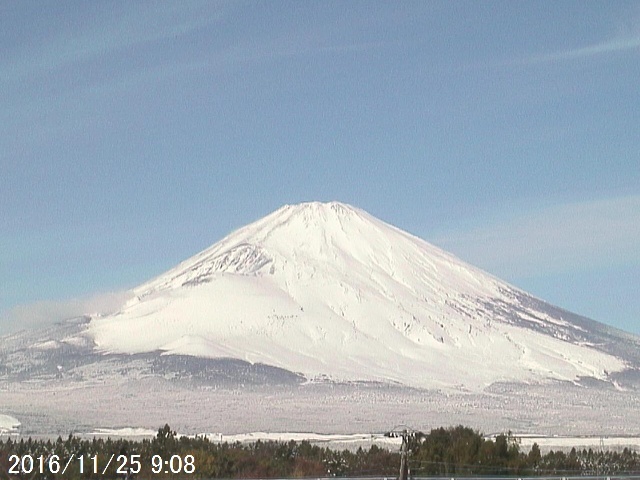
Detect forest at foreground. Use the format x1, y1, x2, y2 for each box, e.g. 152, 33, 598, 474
2, 425, 640, 479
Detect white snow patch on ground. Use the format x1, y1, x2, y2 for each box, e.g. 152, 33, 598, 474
84, 428, 402, 450
80, 427, 640, 454
195, 432, 640, 453
89, 427, 158, 437
202, 431, 402, 447
515, 434, 640, 453
0, 414, 20, 434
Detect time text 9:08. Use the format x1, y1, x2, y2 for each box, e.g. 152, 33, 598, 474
7, 454, 195, 475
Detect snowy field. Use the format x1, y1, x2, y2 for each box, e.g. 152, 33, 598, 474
1, 378, 639, 448
86, 429, 640, 454
516, 434, 640, 453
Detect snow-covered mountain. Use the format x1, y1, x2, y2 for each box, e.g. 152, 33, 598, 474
82, 201, 638, 390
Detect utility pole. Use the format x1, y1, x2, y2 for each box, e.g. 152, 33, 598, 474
399, 432, 409, 480
386, 428, 420, 480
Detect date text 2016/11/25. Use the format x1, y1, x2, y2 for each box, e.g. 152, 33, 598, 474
7, 454, 196, 475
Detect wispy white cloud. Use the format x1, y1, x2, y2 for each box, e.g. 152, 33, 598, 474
2, 1, 385, 107
431, 195, 640, 279
3, 1, 226, 82
518, 4, 640, 66
523, 36, 640, 65
0, 291, 133, 334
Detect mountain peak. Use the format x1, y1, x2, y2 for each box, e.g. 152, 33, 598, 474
280, 200, 357, 214
255, 201, 368, 234
131, 201, 393, 294
288, 201, 365, 219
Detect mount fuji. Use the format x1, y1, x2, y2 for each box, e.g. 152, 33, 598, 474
80, 201, 637, 390
3, 201, 640, 436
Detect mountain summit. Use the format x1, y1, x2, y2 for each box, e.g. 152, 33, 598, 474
88, 202, 633, 390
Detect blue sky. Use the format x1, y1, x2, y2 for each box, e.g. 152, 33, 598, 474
1, 0, 639, 334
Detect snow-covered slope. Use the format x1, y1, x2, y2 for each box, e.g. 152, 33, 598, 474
88, 202, 630, 390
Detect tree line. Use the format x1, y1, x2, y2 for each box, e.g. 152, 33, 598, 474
409, 425, 640, 476
1, 424, 639, 479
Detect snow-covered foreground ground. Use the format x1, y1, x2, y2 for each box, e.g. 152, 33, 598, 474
83, 429, 403, 451
22, 425, 640, 454
516, 435, 640, 453
1, 378, 639, 443
0, 414, 20, 434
